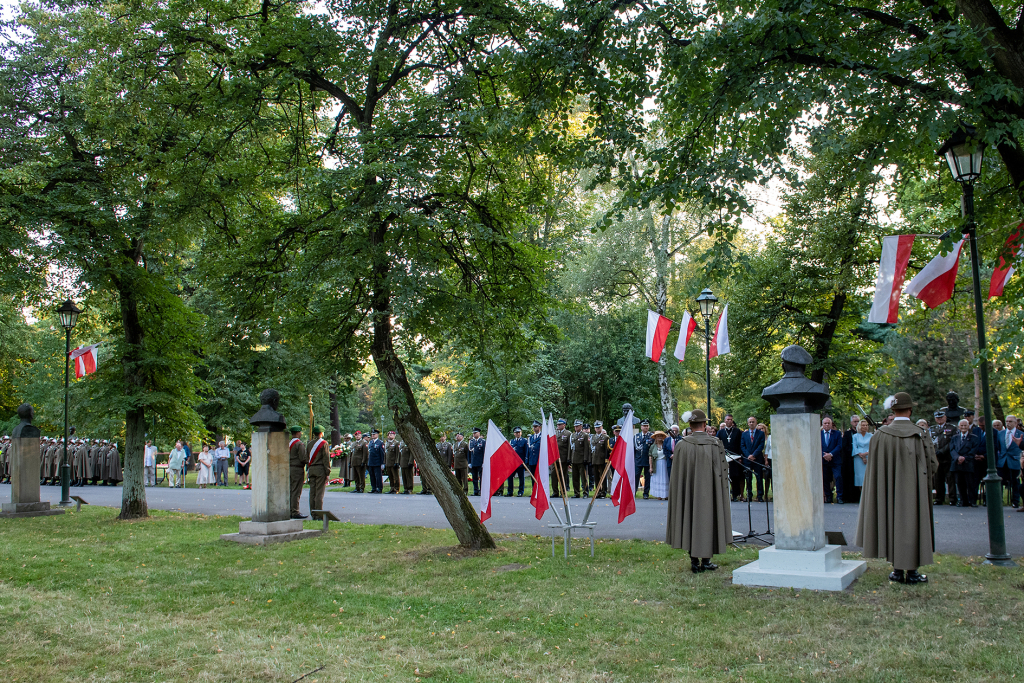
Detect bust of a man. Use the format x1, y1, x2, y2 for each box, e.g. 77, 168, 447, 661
250, 389, 286, 432
615, 403, 642, 433
942, 391, 965, 424
11, 403, 41, 438
761, 345, 831, 414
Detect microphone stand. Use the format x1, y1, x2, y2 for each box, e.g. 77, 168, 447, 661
727, 451, 774, 545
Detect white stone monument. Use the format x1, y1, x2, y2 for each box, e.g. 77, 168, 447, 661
221, 389, 320, 545
1, 403, 65, 518
732, 346, 865, 591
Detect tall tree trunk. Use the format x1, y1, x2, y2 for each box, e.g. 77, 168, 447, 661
329, 373, 341, 446
810, 292, 847, 385
650, 213, 676, 428
117, 277, 148, 519
368, 215, 495, 549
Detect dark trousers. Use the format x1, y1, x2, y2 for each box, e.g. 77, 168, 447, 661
470, 466, 482, 495
997, 466, 1021, 506
386, 464, 400, 492
352, 465, 366, 491
549, 461, 568, 496
401, 465, 415, 492
954, 469, 975, 505
505, 465, 524, 496
746, 457, 766, 499
933, 459, 952, 503
822, 458, 843, 501
592, 462, 610, 496
307, 474, 326, 512
289, 467, 305, 515
729, 460, 744, 499
368, 465, 383, 492
634, 464, 650, 496
215, 458, 228, 486
455, 467, 468, 493
572, 463, 588, 495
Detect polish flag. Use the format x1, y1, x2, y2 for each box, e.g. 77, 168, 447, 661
673, 311, 698, 362
868, 235, 915, 323
608, 409, 637, 523
529, 411, 552, 520
479, 421, 524, 523
645, 310, 673, 362
69, 344, 99, 378
989, 223, 1024, 298
708, 305, 730, 358
906, 240, 964, 308
546, 413, 559, 464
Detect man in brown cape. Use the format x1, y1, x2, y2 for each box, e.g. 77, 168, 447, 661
855, 391, 938, 584
666, 409, 733, 573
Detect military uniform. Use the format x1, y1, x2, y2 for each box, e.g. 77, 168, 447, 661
350, 434, 368, 492
429, 436, 453, 495
506, 430, 527, 497
570, 424, 590, 497
930, 412, 957, 505
384, 435, 401, 493
453, 435, 470, 493
551, 422, 571, 497
305, 428, 331, 513
367, 433, 385, 493
468, 431, 485, 496
106, 443, 122, 485
288, 427, 307, 517
399, 440, 415, 493
591, 424, 610, 497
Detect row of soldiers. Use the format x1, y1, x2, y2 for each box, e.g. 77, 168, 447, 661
0, 435, 123, 486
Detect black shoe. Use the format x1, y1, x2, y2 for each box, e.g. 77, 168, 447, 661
948, 500, 957, 506
572, 494, 580, 499
905, 570, 928, 584
889, 569, 906, 583
597, 493, 606, 499
643, 494, 649, 500
517, 492, 523, 497
700, 560, 718, 571
836, 498, 844, 505
690, 560, 703, 574
757, 497, 764, 503
290, 513, 307, 519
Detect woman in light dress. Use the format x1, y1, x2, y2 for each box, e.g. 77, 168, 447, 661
196, 444, 214, 488
650, 430, 672, 500
758, 422, 771, 499
851, 419, 872, 498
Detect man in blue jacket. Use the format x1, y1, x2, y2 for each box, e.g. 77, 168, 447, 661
995, 415, 1022, 509
367, 429, 385, 494
526, 421, 542, 489
950, 418, 981, 506
505, 426, 528, 497
821, 416, 844, 504
740, 416, 767, 502
468, 427, 486, 496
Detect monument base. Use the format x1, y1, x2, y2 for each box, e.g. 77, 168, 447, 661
220, 518, 321, 546
0, 501, 65, 518
731, 545, 866, 591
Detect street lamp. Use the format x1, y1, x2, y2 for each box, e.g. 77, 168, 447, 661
57, 298, 81, 508
696, 288, 719, 420
938, 125, 1013, 566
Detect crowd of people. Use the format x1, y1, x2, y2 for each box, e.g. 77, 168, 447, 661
0, 435, 122, 486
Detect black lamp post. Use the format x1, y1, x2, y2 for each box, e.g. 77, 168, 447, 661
696, 288, 719, 420
57, 298, 81, 508
937, 125, 1013, 566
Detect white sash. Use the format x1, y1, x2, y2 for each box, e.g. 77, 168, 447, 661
308, 438, 326, 466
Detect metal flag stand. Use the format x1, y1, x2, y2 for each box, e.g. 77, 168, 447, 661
543, 459, 615, 559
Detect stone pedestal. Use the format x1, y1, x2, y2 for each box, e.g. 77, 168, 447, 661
732, 413, 864, 590
1, 436, 64, 518
220, 518, 321, 545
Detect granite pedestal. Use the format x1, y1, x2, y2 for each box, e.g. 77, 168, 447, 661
1, 436, 64, 519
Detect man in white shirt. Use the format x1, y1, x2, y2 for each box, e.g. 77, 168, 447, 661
144, 440, 157, 487
213, 441, 230, 486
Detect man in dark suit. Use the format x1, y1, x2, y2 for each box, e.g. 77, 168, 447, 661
970, 414, 988, 504
950, 418, 981, 506
717, 414, 743, 501
526, 421, 542, 492
468, 428, 485, 496
841, 415, 861, 503
995, 416, 1022, 509
367, 429, 385, 493
821, 416, 844, 504
506, 427, 527, 497
740, 416, 767, 502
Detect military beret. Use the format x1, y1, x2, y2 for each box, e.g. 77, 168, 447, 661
455, 431, 464, 436
574, 419, 583, 426
532, 420, 541, 427
594, 420, 603, 427
640, 419, 650, 426
557, 418, 566, 425
513, 426, 522, 432
388, 430, 396, 435
313, 425, 324, 435
933, 410, 945, 418
354, 430, 362, 435
288, 425, 302, 433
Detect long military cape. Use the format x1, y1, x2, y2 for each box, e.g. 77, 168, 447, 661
666, 431, 732, 557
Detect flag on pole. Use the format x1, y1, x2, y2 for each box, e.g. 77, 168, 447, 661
989, 223, 1024, 298
546, 413, 559, 464
608, 409, 637, 523
69, 344, 100, 378
673, 311, 698, 362
645, 310, 673, 362
708, 305, 730, 358
529, 411, 551, 520
479, 421, 523, 523
868, 234, 915, 323
905, 240, 964, 308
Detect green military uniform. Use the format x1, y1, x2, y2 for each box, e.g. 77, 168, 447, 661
306, 426, 331, 513
570, 426, 591, 497
591, 425, 610, 497
453, 435, 470, 493
351, 435, 368, 492
288, 426, 306, 517
399, 440, 415, 493
552, 423, 571, 497
384, 435, 401, 493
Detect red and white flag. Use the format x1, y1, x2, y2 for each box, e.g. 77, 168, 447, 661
906, 240, 964, 308
989, 223, 1024, 298
546, 413, 559, 464
645, 310, 673, 362
708, 305, 730, 358
608, 409, 637, 523
69, 344, 99, 378
673, 311, 698, 362
479, 421, 523, 523
529, 412, 552, 520
868, 235, 915, 323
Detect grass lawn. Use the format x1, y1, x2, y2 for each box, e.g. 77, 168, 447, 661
1, 507, 1021, 682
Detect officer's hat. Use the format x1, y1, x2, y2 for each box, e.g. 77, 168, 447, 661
583, 423, 591, 429
371, 429, 380, 435
594, 420, 603, 427
288, 425, 302, 433
472, 427, 481, 433
532, 420, 541, 427
557, 418, 566, 425
513, 426, 522, 433
574, 419, 583, 426
455, 431, 464, 436
933, 410, 945, 418
640, 419, 650, 426
612, 424, 622, 431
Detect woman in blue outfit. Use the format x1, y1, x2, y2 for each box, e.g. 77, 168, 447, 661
851, 419, 872, 499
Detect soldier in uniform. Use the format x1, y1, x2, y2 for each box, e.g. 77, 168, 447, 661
453, 431, 470, 493
468, 428, 485, 496
106, 441, 122, 486
591, 421, 610, 498
305, 425, 330, 513
666, 409, 732, 573
288, 425, 307, 518
570, 420, 590, 498
551, 418, 570, 497
428, 432, 453, 495
97, 440, 111, 484
367, 429, 385, 494
634, 420, 654, 499
399, 439, 415, 494
930, 410, 957, 505
350, 431, 368, 492
384, 430, 401, 494
856, 392, 938, 584
506, 427, 527, 497
526, 421, 542, 491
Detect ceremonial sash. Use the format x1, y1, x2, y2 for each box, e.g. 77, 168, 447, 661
289, 438, 300, 449
308, 438, 326, 466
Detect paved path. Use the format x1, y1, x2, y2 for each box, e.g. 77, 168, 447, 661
4, 483, 1022, 557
